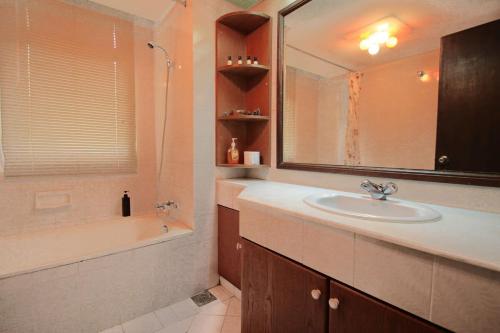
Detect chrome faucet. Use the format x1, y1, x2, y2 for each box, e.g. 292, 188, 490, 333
155, 201, 179, 211
360, 179, 398, 200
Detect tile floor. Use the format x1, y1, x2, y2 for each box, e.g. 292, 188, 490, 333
100, 285, 240, 333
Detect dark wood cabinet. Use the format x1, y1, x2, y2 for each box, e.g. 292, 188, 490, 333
242, 238, 448, 333
218, 205, 241, 288
329, 281, 445, 333
242, 238, 328, 333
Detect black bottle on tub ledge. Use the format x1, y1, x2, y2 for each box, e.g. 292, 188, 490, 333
122, 191, 131, 217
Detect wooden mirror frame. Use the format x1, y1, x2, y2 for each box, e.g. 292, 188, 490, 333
277, 0, 500, 187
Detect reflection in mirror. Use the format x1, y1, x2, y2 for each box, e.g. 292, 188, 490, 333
282, 0, 500, 171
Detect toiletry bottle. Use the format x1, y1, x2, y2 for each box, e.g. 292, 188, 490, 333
246, 56, 252, 64
253, 57, 259, 65
227, 56, 232, 65
237, 56, 243, 65
122, 191, 131, 217
227, 138, 239, 164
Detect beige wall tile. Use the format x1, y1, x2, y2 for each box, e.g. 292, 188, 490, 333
239, 201, 303, 263
431, 258, 500, 333
354, 235, 434, 319
303, 221, 354, 284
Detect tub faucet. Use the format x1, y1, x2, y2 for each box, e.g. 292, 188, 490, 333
155, 201, 179, 211
360, 179, 398, 200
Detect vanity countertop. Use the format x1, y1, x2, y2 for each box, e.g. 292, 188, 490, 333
219, 178, 500, 273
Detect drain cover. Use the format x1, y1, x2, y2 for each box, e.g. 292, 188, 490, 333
191, 290, 217, 307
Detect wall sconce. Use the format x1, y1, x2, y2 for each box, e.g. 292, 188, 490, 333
417, 70, 430, 82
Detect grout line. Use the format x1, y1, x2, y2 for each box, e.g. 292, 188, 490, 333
428, 257, 438, 320
352, 233, 357, 285
152, 310, 165, 329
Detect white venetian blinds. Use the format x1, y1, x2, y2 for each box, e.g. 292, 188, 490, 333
0, 0, 136, 176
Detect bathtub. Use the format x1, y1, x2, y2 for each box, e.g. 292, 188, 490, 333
0, 214, 192, 279
0, 215, 216, 333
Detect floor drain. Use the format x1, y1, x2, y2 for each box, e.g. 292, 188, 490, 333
191, 290, 217, 307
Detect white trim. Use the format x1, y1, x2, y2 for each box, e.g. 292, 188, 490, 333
220, 276, 241, 300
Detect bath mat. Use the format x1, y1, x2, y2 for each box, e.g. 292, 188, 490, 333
191, 290, 217, 307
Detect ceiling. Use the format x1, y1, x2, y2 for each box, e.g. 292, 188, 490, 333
285, 0, 500, 72
90, 0, 176, 22
89, 0, 263, 22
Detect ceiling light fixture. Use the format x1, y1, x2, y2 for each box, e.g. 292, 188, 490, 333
359, 23, 398, 56
348, 16, 410, 56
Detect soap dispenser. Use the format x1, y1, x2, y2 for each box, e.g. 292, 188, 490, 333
122, 191, 131, 217
227, 138, 239, 164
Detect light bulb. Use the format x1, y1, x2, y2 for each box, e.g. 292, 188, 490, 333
368, 44, 380, 55
386, 36, 398, 48
373, 31, 389, 44
359, 39, 370, 50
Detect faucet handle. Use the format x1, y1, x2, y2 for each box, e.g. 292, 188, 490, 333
360, 179, 380, 191
381, 182, 398, 195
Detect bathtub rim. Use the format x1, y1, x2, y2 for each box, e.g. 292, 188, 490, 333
0, 217, 193, 280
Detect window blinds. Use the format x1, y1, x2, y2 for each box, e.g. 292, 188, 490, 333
0, 0, 137, 176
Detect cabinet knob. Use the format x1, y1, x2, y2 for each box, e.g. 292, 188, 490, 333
329, 298, 340, 310
236, 242, 242, 250
311, 289, 321, 300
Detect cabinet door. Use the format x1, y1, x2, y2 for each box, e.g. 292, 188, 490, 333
218, 205, 241, 288
242, 238, 328, 333
329, 281, 447, 333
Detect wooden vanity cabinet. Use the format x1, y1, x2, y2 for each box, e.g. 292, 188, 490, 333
242, 238, 448, 333
329, 281, 445, 333
218, 205, 242, 288
241, 238, 328, 333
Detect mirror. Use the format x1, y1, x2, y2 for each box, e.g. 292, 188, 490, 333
278, 0, 500, 186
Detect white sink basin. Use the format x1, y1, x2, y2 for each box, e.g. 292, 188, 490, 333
304, 193, 441, 222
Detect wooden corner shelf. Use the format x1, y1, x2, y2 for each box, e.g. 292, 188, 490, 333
217, 163, 269, 169
218, 64, 269, 77
216, 11, 272, 167
217, 11, 270, 35
217, 115, 270, 122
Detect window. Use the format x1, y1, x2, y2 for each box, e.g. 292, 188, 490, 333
0, 0, 136, 176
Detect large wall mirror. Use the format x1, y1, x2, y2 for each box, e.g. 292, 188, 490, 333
277, 0, 500, 186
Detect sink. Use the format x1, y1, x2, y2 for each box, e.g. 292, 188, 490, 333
304, 193, 441, 222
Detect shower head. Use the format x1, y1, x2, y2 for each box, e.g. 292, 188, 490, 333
147, 41, 174, 67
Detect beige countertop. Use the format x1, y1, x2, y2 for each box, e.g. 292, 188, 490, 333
218, 178, 500, 273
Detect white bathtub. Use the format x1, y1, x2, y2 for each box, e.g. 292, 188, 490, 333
0, 215, 192, 279
0, 215, 215, 333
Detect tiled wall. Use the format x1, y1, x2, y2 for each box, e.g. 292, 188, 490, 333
1, 1, 241, 331
154, 0, 194, 227
191, 0, 247, 276
248, 0, 500, 214
0, 23, 157, 236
